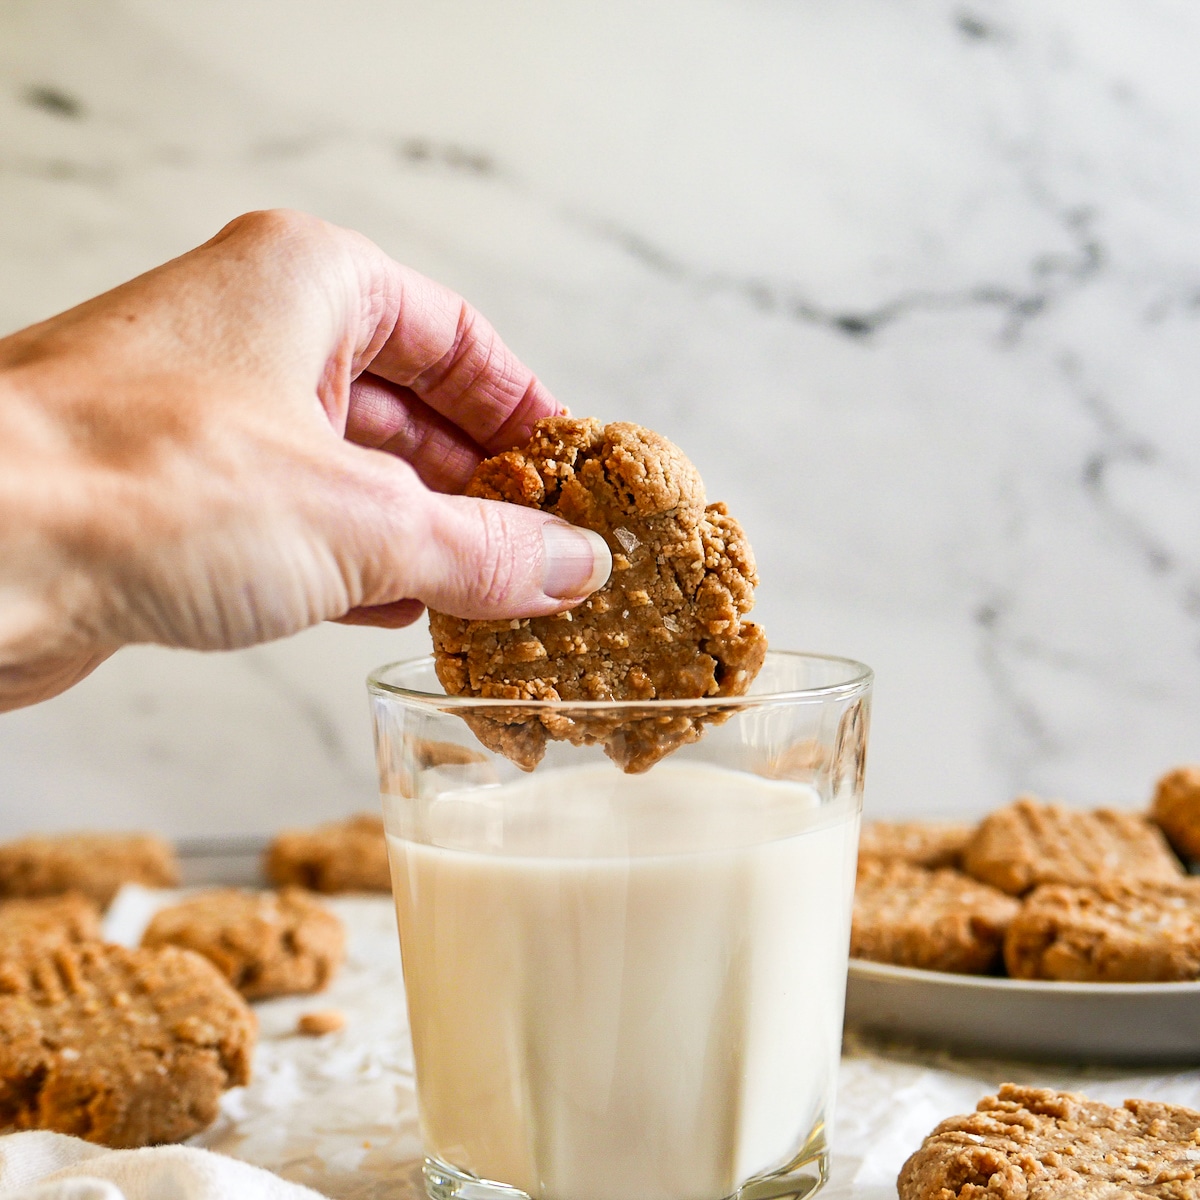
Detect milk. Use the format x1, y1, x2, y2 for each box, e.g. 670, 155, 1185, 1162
386, 762, 858, 1200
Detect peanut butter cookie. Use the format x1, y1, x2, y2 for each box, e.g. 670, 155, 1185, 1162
0, 893, 100, 963
0, 832, 178, 908
265, 814, 390, 893
142, 887, 345, 1000
429, 417, 767, 772
857, 820, 975, 869
1151, 765, 1200, 862
0, 942, 254, 1147
961, 797, 1183, 896
898, 1084, 1200, 1199
852, 859, 1020, 974
1005, 878, 1200, 982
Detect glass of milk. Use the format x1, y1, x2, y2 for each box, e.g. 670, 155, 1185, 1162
368, 651, 871, 1200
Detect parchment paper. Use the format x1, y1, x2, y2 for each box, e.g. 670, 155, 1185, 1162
103, 889, 1200, 1200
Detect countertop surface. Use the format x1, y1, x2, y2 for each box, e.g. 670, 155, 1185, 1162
102, 888, 1200, 1200
2, 1, 1200, 835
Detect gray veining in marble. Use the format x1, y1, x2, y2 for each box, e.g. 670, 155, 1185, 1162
2, 0, 1199, 835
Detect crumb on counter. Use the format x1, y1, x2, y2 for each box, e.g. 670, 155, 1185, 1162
296, 1009, 346, 1037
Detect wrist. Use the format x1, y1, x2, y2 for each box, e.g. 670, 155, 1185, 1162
0, 364, 115, 709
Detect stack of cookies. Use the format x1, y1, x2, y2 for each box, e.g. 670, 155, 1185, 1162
853, 766, 1200, 982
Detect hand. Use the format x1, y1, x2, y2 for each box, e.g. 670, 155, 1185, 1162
0, 210, 611, 710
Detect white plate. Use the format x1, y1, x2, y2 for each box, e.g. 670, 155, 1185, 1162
845, 959, 1200, 1065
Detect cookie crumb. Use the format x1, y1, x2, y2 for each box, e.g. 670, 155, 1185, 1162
297, 1009, 345, 1036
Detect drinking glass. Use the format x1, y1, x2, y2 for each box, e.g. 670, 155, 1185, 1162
369, 650, 872, 1200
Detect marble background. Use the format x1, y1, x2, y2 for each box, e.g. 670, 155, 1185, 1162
2, 0, 1198, 836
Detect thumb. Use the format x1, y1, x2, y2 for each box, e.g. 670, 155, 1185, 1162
412, 491, 612, 620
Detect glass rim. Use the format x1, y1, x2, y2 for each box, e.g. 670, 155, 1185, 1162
367, 649, 873, 711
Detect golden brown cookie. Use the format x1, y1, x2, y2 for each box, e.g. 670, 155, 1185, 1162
1152, 766, 1200, 862
0, 832, 178, 908
429, 417, 768, 773
264, 814, 390, 893
898, 1084, 1200, 1199
1005, 878, 1200, 982
0, 942, 254, 1147
0, 894, 101, 963
857, 820, 975, 869
142, 887, 345, 1000
961, 796, 1183, 896
851, 859, 1020, 974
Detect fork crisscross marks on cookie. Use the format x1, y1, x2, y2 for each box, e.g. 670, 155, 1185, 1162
962, 797, 1183, 896
0, 942, 254, 1147
898, 1084, 1200, 1199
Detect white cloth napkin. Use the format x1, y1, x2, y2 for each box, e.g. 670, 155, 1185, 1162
0, 1132, 328, 1200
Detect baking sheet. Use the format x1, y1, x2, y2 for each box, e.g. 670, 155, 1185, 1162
176, 834, 269, 887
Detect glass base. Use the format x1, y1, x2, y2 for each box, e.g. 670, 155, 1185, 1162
424, 1158, 531, 1200
421, 1122, 829, 1200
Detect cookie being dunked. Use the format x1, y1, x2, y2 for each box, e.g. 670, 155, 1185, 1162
430, 418, 767, 772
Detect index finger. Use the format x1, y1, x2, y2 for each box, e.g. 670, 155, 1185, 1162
353, 253, 563, 453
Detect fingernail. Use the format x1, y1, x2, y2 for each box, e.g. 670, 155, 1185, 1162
541, 521, 612, 599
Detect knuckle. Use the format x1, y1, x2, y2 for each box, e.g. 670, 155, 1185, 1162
419, 304, 525, 435
428, 302, 479, 386
472, 502, 521, 608
487, 377, 547, 450
222, 208, 337, 253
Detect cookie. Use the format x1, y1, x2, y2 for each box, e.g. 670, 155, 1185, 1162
852, 859, 1020, 974
429, 417, 768, 773
0, 894, 101, 963
961, 796, 1183, 896
142, 887, 345, 1000
1005, 878, 1200, 982
1152, 766, 1200, 862
857, 820, 975, 869
0, 942, 254, 1148
264, 814, 390, 893
0, 832, 178, 908
898, 1083, 1200, 1199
